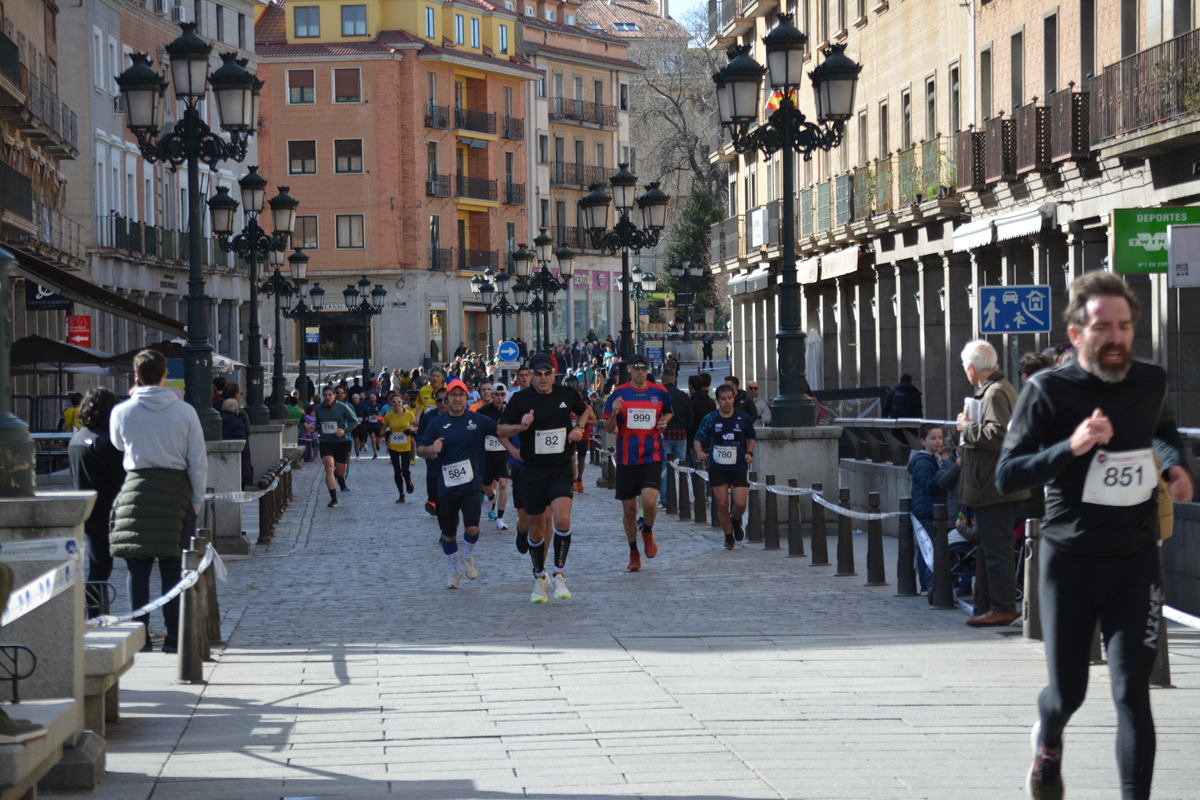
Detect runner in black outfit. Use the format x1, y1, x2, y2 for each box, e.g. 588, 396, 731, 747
996, 272, 1193, 800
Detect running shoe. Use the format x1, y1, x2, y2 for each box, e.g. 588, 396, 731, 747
395, 496, 405, 504
463, 555, 479, 580
405, 478, 415, 493
372, 452, 378, 459
515, 529, 528, 553
637, 516, 645, 532
530, 574, 549, 603
481, 495, 492, 515
553, 573, 571, 599
1026, 721, 1064, 800
724, 534, 735, 550
327, 499, 339, 508
627, 550, 642, 572
488, 509, 499, 520
642, 529, 658, 558
424, 501, 437, 516
496, 518, 509, 530
575, 480, 585, 493
446, 571, 461, 589
731, 518, 745, 542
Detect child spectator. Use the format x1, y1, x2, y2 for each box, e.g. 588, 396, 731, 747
907, 422, 947, 593
936, 443, 961, 519
61, 392, 83, 432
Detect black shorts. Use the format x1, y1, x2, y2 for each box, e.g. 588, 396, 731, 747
436, 491, 482, 537
709, 468, 749, 489
615, 460, 662, 501
573, 440, 589, 457
483, 454, 509, 485
319, 441, 351, 464
519, 466, 573, 516
352, 425, 367, 442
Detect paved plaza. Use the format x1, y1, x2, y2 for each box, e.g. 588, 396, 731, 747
50, 454, 1200, 800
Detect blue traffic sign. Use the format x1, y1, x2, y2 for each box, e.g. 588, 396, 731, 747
497, 340, 520, 362
978, 285, 1051, 334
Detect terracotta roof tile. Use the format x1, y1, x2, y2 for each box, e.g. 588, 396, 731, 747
522, 14, 625, 44
525, 41, 645, 71
576, 0, 689, 39
382, 29, 542, 74
255, 0, 287, 46
256, 41, 398, 57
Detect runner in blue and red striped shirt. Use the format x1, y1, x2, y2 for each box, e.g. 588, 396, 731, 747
603, 353, 673, 571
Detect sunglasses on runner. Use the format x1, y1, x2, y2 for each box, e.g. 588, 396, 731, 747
436, 397, 448, 403
630, 364, 649, 370
533, 369, 554, 377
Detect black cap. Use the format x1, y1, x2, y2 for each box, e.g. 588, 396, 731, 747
528, 352, 554, 372
629, 352, 650, 366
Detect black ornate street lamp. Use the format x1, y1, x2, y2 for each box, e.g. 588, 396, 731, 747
208, 174, 297, 424
342, 276, 386, 389
669, 257, 705, 343
579, 166, 669, 384
510, 232, 574, 353
713, 15, 861, 426
626, 265, 657, 354
259, 246, 307, 418
282, 253, 323, 403
477, 268, 521, 382
116, 25, 260, 440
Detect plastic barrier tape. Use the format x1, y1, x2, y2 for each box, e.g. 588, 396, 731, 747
85, 546, 215, 628
0, 537, 82, 562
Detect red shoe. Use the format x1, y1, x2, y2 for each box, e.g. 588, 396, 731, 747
627, 551, 642, 572
574, 480, 584, 493
642, 529, 658, 558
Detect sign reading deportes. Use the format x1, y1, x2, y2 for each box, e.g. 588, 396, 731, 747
1111, 207, 1200, 274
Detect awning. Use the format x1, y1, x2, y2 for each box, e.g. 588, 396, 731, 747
820, 245, 862, 279
995, 206, 1054, 242
953, 219, 994, 252
798, 257, 819, 284
8, 249, 187, 338
728, 266, 770, 296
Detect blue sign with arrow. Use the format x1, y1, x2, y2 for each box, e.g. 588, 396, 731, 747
978, 285, 1051, 334
497, 340, 520, 363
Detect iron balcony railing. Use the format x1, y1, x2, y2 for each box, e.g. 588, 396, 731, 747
710, 221, 725, 264
1050, 87, 1091, 162
708, 0, 720, 37
552, 226, 587, 251
1015, 101, 1051, 175
426, 173, 451, 198
548, 97, 619, 127
721, 0, 737, 28
429, 247, 453, 270
456, 174, 497, 202
1, 201, 84, 266
852, 166, 872, 220
816, 180, 831, 232
95, 215, 230, 269
0, 69, 77, 153
897, 145, 919, 205
766, 199, 780, 247
921, 136, 945, 197
722, 215, 740, 260
503, 116, 524, 140
1092, 26, 1200, 144
0, 32, 19, 87
551, 162, 610, 188
504, 181, 525, 205
425, 104, 449, 129
458, 248, 498, 270
875, 155, 894, 213
799, 187, 813, 237
835, 172, 852, 226
0, 161, 32, 220
455, 107, 497, 135
984, 115, 1015, 184
956, 127, 986, 192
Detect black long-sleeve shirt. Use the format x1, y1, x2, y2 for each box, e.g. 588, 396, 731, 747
996, 360, 1187, 557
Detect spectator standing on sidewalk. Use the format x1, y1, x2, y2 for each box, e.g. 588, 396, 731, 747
956, 340, 1029, 628
687, 374, 716, 466
659, 369, 693, 492
907, 423, 946, 594
747, 381, 771, 426
109, 349, 208, 653
68, 388, 125, 618
220, 398, 254, 487
884, 374, 923, 418
724, 376, 759, 422
702, 334, 714, 369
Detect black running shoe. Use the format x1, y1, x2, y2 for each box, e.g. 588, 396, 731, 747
406, 478, 415, 494
724, 534, 735, 550
515, 529, 529, 554
731, 519, 745, 542
328, 499, 339, 508
1026, 723, 1064, 799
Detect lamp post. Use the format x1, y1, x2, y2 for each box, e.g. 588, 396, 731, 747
509, 232, 575, 353
579, 166, 669, 384
116, 25, 259, 440
626, 265, 657, 355
208, 175, 297, 425
282, 253, 323, 403
478, 269, 521, 383
669, 257, 705, 343
342, 276, 386, 390
259, 246, 307, 418
713, 15, 862, 426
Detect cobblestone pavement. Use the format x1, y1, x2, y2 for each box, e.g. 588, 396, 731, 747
54, 453, 1200, 800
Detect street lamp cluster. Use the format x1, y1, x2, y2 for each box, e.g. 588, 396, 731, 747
281, 267, 325, 402
712, 14, 862, 427
669, 257, 705, 343
626, 265, 657, 353
116, 22, 264, 439
342, 277, 387, 391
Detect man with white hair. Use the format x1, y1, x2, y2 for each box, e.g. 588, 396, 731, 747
956, 339, 1030, 627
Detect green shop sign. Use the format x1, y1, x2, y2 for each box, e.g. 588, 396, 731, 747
1112, 207, 1200, 273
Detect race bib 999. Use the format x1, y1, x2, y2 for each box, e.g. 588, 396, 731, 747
626, 408, 657, 430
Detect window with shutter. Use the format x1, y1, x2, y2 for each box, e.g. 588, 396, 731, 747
334, 68, 361, 103
288, 70, 315, 104
289, 141, 317, 174
335, 140, 363, 173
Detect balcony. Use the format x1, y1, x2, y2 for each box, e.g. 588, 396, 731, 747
874, 155, 894, 213
1015, 102, 1051, 175
921, 135, 952, 197
852, 166, 872, 221
0, 32, 20, 103
425, 104, 449, 129
1050, 88, 1091, 162
503, 116, 524, 140
984, 116, 1015, 184
816, 180, 831, 233
0, 161, 33, 223
552, 226, 587, 251
456, 174, 497, 202
709, 113, 733, 159
455, 107, 497, 136
766, 199, 780, 247
504, 181, 526, 205
548, 97, 619, 128
550, 161, 609, 189
721, 215, 740, 261
897, 145, 919, 205
458, 248, 499, 270
709, 220, 725, 264
800, 186, 812, 237
956, 128, 986, 192
426, 173, 452, 198
0, 201, 84, 269
429, 247, 453, 270
0, 68, 77, 157
95, 215, 230, 271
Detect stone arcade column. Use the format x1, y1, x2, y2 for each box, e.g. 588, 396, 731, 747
896, 260, 921, 382
918, 254, 948, 420
855, 273, 878, 388
821, 285, 839, 389
836, 277, 857, 388
943, 253, 973, 418
876, 263, 899, 392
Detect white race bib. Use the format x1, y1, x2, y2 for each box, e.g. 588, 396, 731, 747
390, 432, 408, 446
535, 428, 567, 454
626, 407, 657, 430
1082, 448, 1156, 507
713, 444, 738, 466
369, 415, 379, 423
485, 435, 506, 452
321, 421, 338, 434
442, 459, 474, 487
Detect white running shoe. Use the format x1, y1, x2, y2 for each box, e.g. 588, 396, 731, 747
463, 555, 479, 580
553, 573, 571, 600
530, 574, 549, 603
480, 495, 491, 515
495, 518, 509, 530
446, 571, 461, 589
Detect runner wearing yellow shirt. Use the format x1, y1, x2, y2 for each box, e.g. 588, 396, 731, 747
383, 392, 417, 503
417, 368, 445, 411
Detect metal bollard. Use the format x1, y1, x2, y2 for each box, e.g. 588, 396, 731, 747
1089, 621, 1106, 665
692, 472, 707, 524
176, 549, 206, 685
929, 504, 955, 609
865, 492, 887, 586
810, 482, 830, 566
677, 461, 691, 521
834, 487, 856, 576
896, 498, 917, 596
746, 472, 762, 543
787, 478, 804, 557
1023, 518, 1042, 641
763, 476, 780, 550
664, 460, 677, 515
195, 529, 223, 646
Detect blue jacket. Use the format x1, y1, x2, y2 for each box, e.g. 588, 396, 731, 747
907, 450, 946, 519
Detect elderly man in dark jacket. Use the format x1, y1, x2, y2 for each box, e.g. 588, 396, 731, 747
221, 398, 254, 487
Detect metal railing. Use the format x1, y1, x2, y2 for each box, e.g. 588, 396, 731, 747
721, 0, 738, 27
455, 174, 497, 201
834, 172, 852, 226
921, 136, 944, 196
0, 161, 32, 220
95, 215, 229, 268
722, 215, 740, 260
425, 103, 449, 129
984, 116, 1015, 183
429, 247, 452, 270
503, 116, 524, 140
710, 221, 725, 264
800, 186, 813, 237
766, 199, 780, 246
956, 128, 986, 192
1050, 88, 1091, 162
426, 173, 451, 198
504, 181, 525, 205
852, 166, 872, 220
14, 72, 77, 151
1015, 101, 1051, 174
455, 107, 497, 135
874, 155, 894, 213
552, 225, 587, 251
0, 32, 19, 87
708, 0, 721, 37
1092, 26, 1200, 143
458, 248, 498, 270
548, 97, 619, 127
816, 180, 831, 232
897, 145, 918, 205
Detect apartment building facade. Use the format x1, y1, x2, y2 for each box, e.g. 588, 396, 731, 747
709, 0, 1200, 425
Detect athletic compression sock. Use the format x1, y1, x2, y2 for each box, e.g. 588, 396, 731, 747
528, 537, 546, 574
553, 529, 571, 571
463, 531, 480, 559
496, 509, 505, 519
337, 475, 347, 490
441, 537, 459, 572
629, 540, 639, 553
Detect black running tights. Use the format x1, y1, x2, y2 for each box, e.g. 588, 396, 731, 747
389, 449, 411, 496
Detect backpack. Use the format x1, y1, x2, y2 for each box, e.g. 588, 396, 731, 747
890, 388, 915, 418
